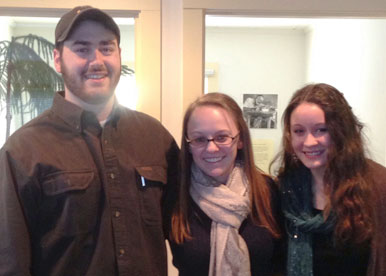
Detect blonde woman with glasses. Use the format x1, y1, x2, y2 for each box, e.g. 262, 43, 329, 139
168, 93, 284, 276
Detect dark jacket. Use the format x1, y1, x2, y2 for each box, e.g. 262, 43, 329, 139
367, 160, 386, 276
169, 176, 285, 276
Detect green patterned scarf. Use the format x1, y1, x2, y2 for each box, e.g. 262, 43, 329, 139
280, 167, 335, 276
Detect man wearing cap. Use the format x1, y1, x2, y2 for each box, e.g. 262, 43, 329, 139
0, 6, 178, 276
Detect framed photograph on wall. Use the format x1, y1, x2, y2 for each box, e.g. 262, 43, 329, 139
243, 94, 278, 129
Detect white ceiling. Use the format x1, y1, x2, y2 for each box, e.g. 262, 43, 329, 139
205, 15, 377, 29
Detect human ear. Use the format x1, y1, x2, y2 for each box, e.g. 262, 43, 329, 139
53, 48, 62, 73
237, 139, 243, 149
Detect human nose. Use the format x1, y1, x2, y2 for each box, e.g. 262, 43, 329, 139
205, 139, 220, 152
304, 132, 317, 146
89, 49, 104, 65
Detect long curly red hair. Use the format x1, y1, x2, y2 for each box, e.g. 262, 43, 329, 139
275, 83, 373, 245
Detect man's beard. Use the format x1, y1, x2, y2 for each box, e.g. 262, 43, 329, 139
60, 61, 119, 105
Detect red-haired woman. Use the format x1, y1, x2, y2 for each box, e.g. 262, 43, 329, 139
274, 83, 386, 276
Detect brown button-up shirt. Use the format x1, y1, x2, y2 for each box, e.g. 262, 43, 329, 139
0, 92, 179, 276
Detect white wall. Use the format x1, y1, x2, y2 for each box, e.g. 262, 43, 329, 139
205, 26, 307, 164
359, 21, 386, 165
307, 19, 386, 164
0, 17, 12, 146
206, 20, 386, 168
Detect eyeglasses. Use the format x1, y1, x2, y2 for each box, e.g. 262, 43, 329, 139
186, 133, 239, 148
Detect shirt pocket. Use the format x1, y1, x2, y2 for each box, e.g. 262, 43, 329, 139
135, 166, 167, 226
41, 170, 99, 236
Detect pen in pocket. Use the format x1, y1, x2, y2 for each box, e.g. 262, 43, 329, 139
141, 176, 146, 187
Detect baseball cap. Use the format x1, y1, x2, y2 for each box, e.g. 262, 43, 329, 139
55, 6, 120, 46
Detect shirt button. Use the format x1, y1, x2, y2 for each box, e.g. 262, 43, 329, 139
114, 211, 120, 218
104, 140, 108, 144
119, 249, 125, 256
110, 173, 115, 179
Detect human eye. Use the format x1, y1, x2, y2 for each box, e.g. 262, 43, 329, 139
314, 127, 328, 137
214, 134, 230, 144
191, 136, 207, 146
317, 127, 328, 133
75, 47, 89, 54
100, 42, 116, 55
292, 128, 304, 135
101, 46, 114, 55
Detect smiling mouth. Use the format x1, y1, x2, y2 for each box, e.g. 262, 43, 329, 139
303, 150, 324, 156
85, 73, 107, 80
204, 157, 223, 163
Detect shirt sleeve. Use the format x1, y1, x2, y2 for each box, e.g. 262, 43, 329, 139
367, 161, 386, 276
162, 138, 180, 238
266, 176, 287, 276
0, 149, 34, 276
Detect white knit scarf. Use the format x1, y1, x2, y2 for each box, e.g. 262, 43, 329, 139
190, 163, 251, 276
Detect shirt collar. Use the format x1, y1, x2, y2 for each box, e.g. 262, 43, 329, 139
51, 91, 121, 133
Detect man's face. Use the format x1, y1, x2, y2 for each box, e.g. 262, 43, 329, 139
54, 20, 121, 105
